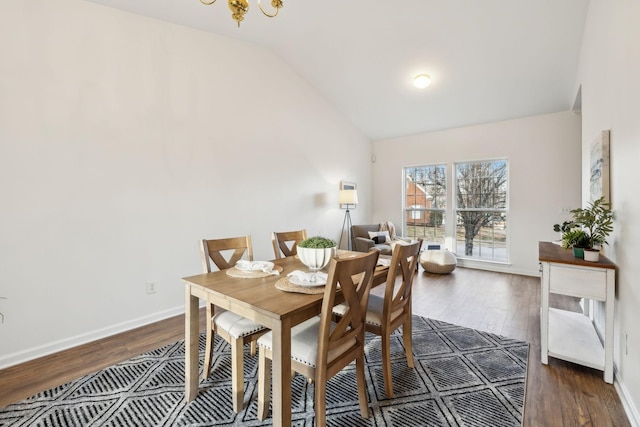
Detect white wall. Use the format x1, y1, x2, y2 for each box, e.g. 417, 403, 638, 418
577, 0, 640, 423
372, 111, 582, 276
0, 0, 373, 367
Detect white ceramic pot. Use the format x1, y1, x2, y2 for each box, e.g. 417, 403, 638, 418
297, 246, 336, 271
583, 249, 600, 262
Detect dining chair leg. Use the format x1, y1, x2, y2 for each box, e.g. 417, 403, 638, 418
356, 352, 370, 419
403, 316, 415, 368
257, 351, 271, 421
381, 331, 394, 397
202, 306, 214, 381
314, 375, 327, 427
250, 341, 257, 356
231, 338, 244, 412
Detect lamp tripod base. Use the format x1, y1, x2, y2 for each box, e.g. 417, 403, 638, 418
338, 208, 353, 251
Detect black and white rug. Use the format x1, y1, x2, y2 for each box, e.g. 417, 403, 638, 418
0, 316, 528, 426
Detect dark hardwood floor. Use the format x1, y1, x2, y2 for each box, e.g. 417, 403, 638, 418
0, 267, 631, 426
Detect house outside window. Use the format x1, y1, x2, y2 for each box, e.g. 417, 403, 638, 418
404, 165, 446, 247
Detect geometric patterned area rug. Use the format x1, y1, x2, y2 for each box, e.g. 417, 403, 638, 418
0, 316, 528, 426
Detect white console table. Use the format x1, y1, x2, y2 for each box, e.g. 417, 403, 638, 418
538, 241, 616, 383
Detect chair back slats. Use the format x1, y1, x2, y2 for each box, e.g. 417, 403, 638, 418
271, 229, 307, 259
383, 240, 422, 323
200, 236, 253, 272
317, 250, 379, 373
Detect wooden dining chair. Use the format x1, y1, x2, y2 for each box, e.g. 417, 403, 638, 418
334, 240, 422, 397
271, 229, 307, 259
200, 235, 269, 412
256, 249, 379, 427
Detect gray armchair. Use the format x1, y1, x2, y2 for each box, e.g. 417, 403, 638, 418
351, 224, 411, 255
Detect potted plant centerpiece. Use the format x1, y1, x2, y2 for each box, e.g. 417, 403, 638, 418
569, 197, 614, 262
297, 236, 337, 271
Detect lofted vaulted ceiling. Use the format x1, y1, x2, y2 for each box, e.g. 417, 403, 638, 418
83, 0, 589, 140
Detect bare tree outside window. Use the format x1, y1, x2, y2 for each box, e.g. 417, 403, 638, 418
455, 160, 508, 260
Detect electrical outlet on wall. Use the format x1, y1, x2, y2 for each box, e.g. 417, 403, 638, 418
146, 282, 157, 294
625, 332, 629, 355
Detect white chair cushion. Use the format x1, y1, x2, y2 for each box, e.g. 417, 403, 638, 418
333, 295, 403, 327
257, 317, 355, 368
213, 311, 266, 339
259, 317, 321, 367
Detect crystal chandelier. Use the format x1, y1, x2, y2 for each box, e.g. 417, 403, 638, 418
199, 0, 284, 27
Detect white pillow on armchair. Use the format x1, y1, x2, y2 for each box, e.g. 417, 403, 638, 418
368, 230, 391, 244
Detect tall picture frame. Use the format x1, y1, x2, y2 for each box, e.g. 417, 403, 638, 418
589, 130, 610, 203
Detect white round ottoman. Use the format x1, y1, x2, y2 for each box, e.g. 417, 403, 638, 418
420, 250, 457, 274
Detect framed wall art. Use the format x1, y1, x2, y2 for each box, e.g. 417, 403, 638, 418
340, 181, 356, 191
589, 130, 610, 202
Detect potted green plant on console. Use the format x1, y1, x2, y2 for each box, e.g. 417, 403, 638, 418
569, 197, 614, 262
554, 220, 589, 258
559, 227, 590, 259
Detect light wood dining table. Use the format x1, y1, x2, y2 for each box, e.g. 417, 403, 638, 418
182, 250, 390, 427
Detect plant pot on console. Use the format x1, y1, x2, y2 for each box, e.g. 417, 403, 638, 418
583, 248, 600, 262
559, 228, 589, 259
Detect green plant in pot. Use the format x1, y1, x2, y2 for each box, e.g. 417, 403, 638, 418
569, 197, 613, 262
560, 227, 590, 258
553, 220, 586, 257
553, 220, 576, 237
297, 236, 337, 271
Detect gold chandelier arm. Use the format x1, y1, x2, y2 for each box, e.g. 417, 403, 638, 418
258, 0, 283, 18
200, 0, 216, 5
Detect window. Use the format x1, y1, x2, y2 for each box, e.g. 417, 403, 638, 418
404, 165, 446, 246
403, 160, 509, 263
455, 159, 508, 261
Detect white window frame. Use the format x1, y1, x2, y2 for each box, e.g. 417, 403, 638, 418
453, 158, 509, 263
403, 164, 447, 247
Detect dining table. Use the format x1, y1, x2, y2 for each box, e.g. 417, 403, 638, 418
182, 250, 391, 427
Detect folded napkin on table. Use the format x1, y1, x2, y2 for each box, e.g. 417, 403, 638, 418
377, 258, 391, 267
235, 260, 280, 275
287, 270, 328, 284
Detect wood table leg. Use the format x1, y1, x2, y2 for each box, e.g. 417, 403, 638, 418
185, 284, 200, 401
271, 318, 292, 427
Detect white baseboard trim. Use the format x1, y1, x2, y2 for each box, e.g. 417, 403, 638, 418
0, 305, 186, 370
615, 374, 640, 427
455, 259, 539, 277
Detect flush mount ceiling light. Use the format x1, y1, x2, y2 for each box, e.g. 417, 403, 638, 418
199, 0, 283, 27
413, 73, 432, 89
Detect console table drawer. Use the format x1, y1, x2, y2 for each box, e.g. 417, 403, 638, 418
549, 264, 607, 300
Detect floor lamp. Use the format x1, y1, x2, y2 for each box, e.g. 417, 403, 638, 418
338, 189, 358, 250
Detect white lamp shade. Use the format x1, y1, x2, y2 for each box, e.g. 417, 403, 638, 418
339, 189, 358, 205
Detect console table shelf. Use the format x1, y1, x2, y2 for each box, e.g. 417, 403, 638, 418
538, 241, 616, 383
